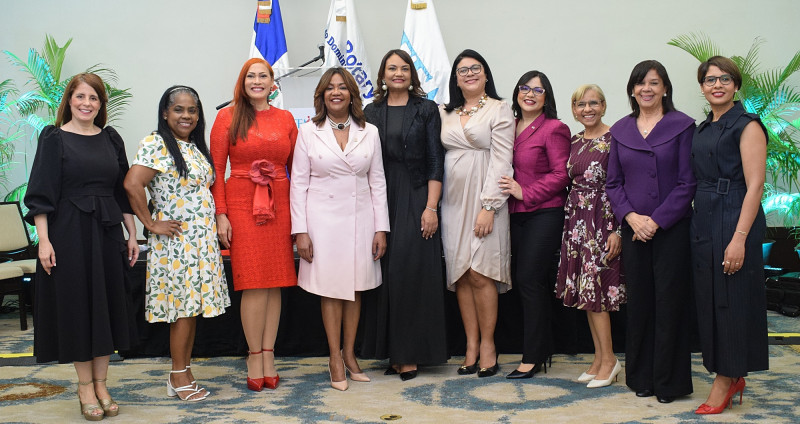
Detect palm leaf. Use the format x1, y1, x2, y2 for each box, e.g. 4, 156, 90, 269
23, 113, 53, 136
86, 64, 120, 85
4, 49, 56, 95
12, 91, 53, 116
0, 79, 18, 112
41, 35, 71, 82
667, 33, 721, 63
105, 85, 132, 125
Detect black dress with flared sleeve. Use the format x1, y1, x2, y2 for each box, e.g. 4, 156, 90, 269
24, 125, 135, 363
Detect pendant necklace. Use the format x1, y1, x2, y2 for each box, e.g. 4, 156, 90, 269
328, 116, 351, 130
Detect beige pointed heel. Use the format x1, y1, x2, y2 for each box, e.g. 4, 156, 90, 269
329, 359, 348, 391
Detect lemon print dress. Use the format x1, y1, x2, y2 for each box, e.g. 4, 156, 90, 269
133, 134, 230, 323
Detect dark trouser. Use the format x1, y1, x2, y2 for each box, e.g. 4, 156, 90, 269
622, 218, 693, 397
510, 208, 564, 364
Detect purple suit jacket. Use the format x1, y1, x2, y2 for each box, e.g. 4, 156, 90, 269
606, 111, 696, 230
509, 114, 571, 213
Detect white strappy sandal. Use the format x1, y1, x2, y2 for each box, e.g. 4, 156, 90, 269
166, 367, 209, 402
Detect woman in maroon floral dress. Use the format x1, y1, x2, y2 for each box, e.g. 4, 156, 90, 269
555, 84, 625, 388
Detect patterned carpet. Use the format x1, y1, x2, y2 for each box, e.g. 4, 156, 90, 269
1, 301, 799, 423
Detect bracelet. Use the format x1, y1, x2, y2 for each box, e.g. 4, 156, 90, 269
736, 230, 747, 236
425, 206, 437, 213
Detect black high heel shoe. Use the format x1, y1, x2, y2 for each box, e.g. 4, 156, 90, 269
477, 354, 500, 378
400, 370, 418, 381
457, 358, 479, 375
505, 361, 546, 379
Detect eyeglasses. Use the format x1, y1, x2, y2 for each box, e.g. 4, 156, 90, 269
519, 85, 545, 96
456, 64, 483, 76
574, 100, 603, 109
702, 74, 734, 86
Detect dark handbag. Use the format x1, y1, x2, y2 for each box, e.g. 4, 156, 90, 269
766, 272, 800, 317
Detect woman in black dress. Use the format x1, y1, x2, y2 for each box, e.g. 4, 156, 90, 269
361, 49, 448, 380
25, 73, 139, 421
691, 56, 768, 415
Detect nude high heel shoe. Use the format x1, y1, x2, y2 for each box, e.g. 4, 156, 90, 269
329, 359, 348, 391
343, 350, 370, 382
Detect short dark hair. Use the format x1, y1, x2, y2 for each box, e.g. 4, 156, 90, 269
311, 67, 366, 127
56, 73, 107, 127
444, 49, 501, 112
626, 60, 675, 118
373, 49, 426, 103
157, 85, 213, 178
511, 70, 558, 120
697, 55, 742, 89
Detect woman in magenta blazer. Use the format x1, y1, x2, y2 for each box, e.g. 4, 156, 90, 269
606, 60, 696, 403
499, 70, 570, 379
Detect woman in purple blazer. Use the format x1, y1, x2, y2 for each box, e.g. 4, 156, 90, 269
606, 60, 696, 403
499, 71, 570, 379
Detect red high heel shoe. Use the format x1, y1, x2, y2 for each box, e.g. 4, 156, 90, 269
246, 350, 265, 392
694, 377, 746, 415
262, 348, 280, 390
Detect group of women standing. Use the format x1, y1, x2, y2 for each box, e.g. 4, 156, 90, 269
24, 48, 768, 420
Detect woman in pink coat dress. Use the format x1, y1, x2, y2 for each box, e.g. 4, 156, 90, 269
290, 67, 390, 391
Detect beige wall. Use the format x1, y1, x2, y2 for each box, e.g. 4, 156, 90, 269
2, 0, 798, 204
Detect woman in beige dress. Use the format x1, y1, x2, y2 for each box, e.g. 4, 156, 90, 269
440, 49, 514, 377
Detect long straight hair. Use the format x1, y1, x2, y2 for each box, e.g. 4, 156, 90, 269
55, 73, 107, 127
228, 58, 274, 144
156, 85, 213, 178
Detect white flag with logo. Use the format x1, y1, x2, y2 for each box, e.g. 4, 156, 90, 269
400, 0, 450, 104
322, 0, 376, 106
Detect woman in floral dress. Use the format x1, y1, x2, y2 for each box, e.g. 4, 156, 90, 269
125, 85, 230, 402
555, 84, 625, 388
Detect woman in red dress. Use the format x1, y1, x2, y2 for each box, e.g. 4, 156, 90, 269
210, 58, 298, 391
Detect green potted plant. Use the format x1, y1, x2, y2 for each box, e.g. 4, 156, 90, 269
0, 35, 132, 241
668, 33, 800, 263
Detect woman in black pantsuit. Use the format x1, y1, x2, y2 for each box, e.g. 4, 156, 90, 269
360, 49, 448, 381
606, 61, 696, 403
691, 56, 768, 415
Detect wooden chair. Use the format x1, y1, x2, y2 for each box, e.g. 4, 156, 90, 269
0, 201, 36, 330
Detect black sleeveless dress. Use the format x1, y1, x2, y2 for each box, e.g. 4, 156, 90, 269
690, 101, 769, 376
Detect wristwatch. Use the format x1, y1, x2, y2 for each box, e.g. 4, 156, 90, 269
482, 204, 497, 213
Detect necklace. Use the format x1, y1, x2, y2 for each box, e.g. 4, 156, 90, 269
328, 115, 351, 130
455, 94, 488, 116
638, 114, 662, 135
